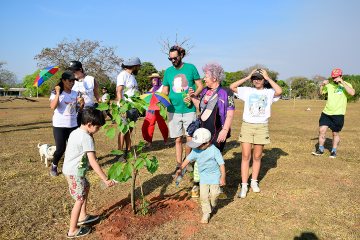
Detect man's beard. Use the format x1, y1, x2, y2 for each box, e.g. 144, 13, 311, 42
172, 59, 182, 68
133, 70, 139, 75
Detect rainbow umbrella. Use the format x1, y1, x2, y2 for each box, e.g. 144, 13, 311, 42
33, 65, 59, 87
140, 92, 171, 107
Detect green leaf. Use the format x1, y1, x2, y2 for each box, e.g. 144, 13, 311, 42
121, 162, 133, 182
26, 158, 31, 162
127, 152, 132, 159
110, 149, 124, 155
105, 127, 116, 139
135, 159, 144, 171
115, 115, 121, 125
147, 156, 159, 174
96, 102, 109, 111
137, 141, 146, 152
117, 123, 124, 132
108, 162, 123, 180
145, 158, 152, 170
159, 104, 168, 121
140, 153, 149, 159
121, 124, 129, 135
132, 102, 143, 112
120, 103, 128, 114
101, 122, 112, 132
129, 121, 135, 128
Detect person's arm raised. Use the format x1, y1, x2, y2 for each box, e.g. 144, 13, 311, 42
229, 69, 257, 93
261, 69, 282, 97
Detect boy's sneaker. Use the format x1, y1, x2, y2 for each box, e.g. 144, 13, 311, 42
330, 151, 337, 158
218, 187, 227, 199
200, 213, 210, 224
50, 164, 58, 176
311, 149, 324, 155
238, 185, 248, 198
250, 181, 261, 193
191, 186, 199, 198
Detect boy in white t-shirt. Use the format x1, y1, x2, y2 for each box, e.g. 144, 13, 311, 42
230, 69, 282, 198
63, 107, 115, 238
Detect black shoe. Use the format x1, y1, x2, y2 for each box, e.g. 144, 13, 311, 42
172, 167, 181, 178
330, 151, 337, 158
312, 149, 324, 155
116, 150, 128, 163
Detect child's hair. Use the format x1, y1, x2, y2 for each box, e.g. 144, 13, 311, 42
81, 107, 105, 126
52, 80, 65, 95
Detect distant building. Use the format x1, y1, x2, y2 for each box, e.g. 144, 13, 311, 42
0, 88, 27, 96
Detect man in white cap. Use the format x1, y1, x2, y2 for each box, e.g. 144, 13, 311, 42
116, 57, 142, 162
175, 128, 226, 224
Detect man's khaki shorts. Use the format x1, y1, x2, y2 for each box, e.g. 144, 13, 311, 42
238, 122, 270, 145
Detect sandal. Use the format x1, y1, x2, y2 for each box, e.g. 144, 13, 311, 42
77, 214, 99, 226
67, 226, 91, 238
143, 143, 152, 149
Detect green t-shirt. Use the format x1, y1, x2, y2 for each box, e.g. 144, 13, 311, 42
322, 81, 353, 115
163, 63, 201, 113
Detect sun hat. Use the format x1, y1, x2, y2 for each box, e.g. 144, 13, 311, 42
102, 86, 108, 90
123, 56, 143, 67
187, 128, 211, 148
147, 73, 163, 79
67, 61, 82, 70
251, 69, 264, 80
331, 69, 342, 78
62, 71, 78, 80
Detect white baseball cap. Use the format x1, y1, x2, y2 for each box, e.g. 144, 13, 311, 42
187, 128, 211, 148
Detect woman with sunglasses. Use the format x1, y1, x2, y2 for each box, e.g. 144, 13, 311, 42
229, 69, 282, 198
49, 71, 84, 176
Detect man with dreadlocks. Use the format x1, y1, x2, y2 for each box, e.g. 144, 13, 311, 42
161, 45, 203, 178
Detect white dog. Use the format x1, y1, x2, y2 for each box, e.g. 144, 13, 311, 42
38, 143, 56, 167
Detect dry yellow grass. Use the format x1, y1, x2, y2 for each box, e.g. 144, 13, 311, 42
0, 97, 359, 239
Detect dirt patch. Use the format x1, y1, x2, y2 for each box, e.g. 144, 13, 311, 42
94, 192, 200, 239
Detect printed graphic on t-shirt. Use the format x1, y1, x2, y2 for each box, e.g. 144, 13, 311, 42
64, 101, 77, 114
172, 74, 189, 93
74, 83, 91, 102
248, 94, 268, 117
228, 95, 235, 108
335, 86, 344, 94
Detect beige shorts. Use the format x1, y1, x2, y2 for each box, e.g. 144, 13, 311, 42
238, 122, 270, 145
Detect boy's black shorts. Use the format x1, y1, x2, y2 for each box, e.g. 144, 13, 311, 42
319, 112, 344, 132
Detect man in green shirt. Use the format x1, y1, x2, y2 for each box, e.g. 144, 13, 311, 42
312, 69, 355, 158
161, 45, 203, 175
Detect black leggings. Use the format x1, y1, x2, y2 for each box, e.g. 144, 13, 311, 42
52, 126, 77, 166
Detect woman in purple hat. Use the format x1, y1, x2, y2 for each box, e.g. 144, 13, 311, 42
142, 73, 169, 149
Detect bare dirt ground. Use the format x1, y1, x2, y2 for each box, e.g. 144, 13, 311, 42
0, 97, 359, 239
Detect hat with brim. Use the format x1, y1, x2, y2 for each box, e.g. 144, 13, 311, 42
62, 71, 78, 80
123, 56, 143, 67
186, 128, 211, 149
251, 69, 264, 80
147, 73, 163, 79
66, 61, 82, 70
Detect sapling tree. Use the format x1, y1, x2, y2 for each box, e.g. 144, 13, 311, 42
96, 91, 167, 214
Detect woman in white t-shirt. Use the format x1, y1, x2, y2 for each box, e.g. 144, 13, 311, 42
49, 71, 84, 176
67, 61, 103, 126
142, 73, 169, 149
230, 69, 282, 198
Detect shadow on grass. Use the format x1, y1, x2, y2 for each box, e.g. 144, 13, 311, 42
294, 232, 319, 240
0, 121, 52, 130
311, 137, 333, 153
212, 144, 288, 215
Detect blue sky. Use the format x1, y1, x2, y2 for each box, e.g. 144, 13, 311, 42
1, 0, 359, 82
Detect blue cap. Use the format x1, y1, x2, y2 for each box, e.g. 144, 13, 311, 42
123, 56, 143, 66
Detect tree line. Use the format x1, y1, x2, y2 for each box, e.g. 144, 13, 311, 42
3, 38, 359, 102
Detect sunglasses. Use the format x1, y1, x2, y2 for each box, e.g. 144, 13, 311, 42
168, 56, 179, 61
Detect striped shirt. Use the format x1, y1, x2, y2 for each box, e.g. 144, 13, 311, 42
187, 145, 224, 185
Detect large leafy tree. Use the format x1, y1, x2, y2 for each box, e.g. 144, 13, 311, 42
23, 70, 62, 96
277, 80, 289, 96
342, 75, 360, 102
0, 61, 17, 87
136, 62, 158, 94
34, 38, 123, 86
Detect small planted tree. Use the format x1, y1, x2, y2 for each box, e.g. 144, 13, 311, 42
96, 92, 167, 214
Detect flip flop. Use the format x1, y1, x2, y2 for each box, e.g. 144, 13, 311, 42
77, 214, 99, 226
143, 143, 152, 149
67, 226, 91, 238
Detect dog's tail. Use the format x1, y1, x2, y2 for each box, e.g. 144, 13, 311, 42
38, 143, 41, 148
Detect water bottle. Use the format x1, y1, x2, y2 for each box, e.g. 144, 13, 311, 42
100, 179, 119, 189
176, 168, 187, 185
181, 90, 191, 107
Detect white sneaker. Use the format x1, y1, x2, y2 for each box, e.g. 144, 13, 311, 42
250, 181, 261, 193
238, 185, 248, 198
200, 213, 210, 224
